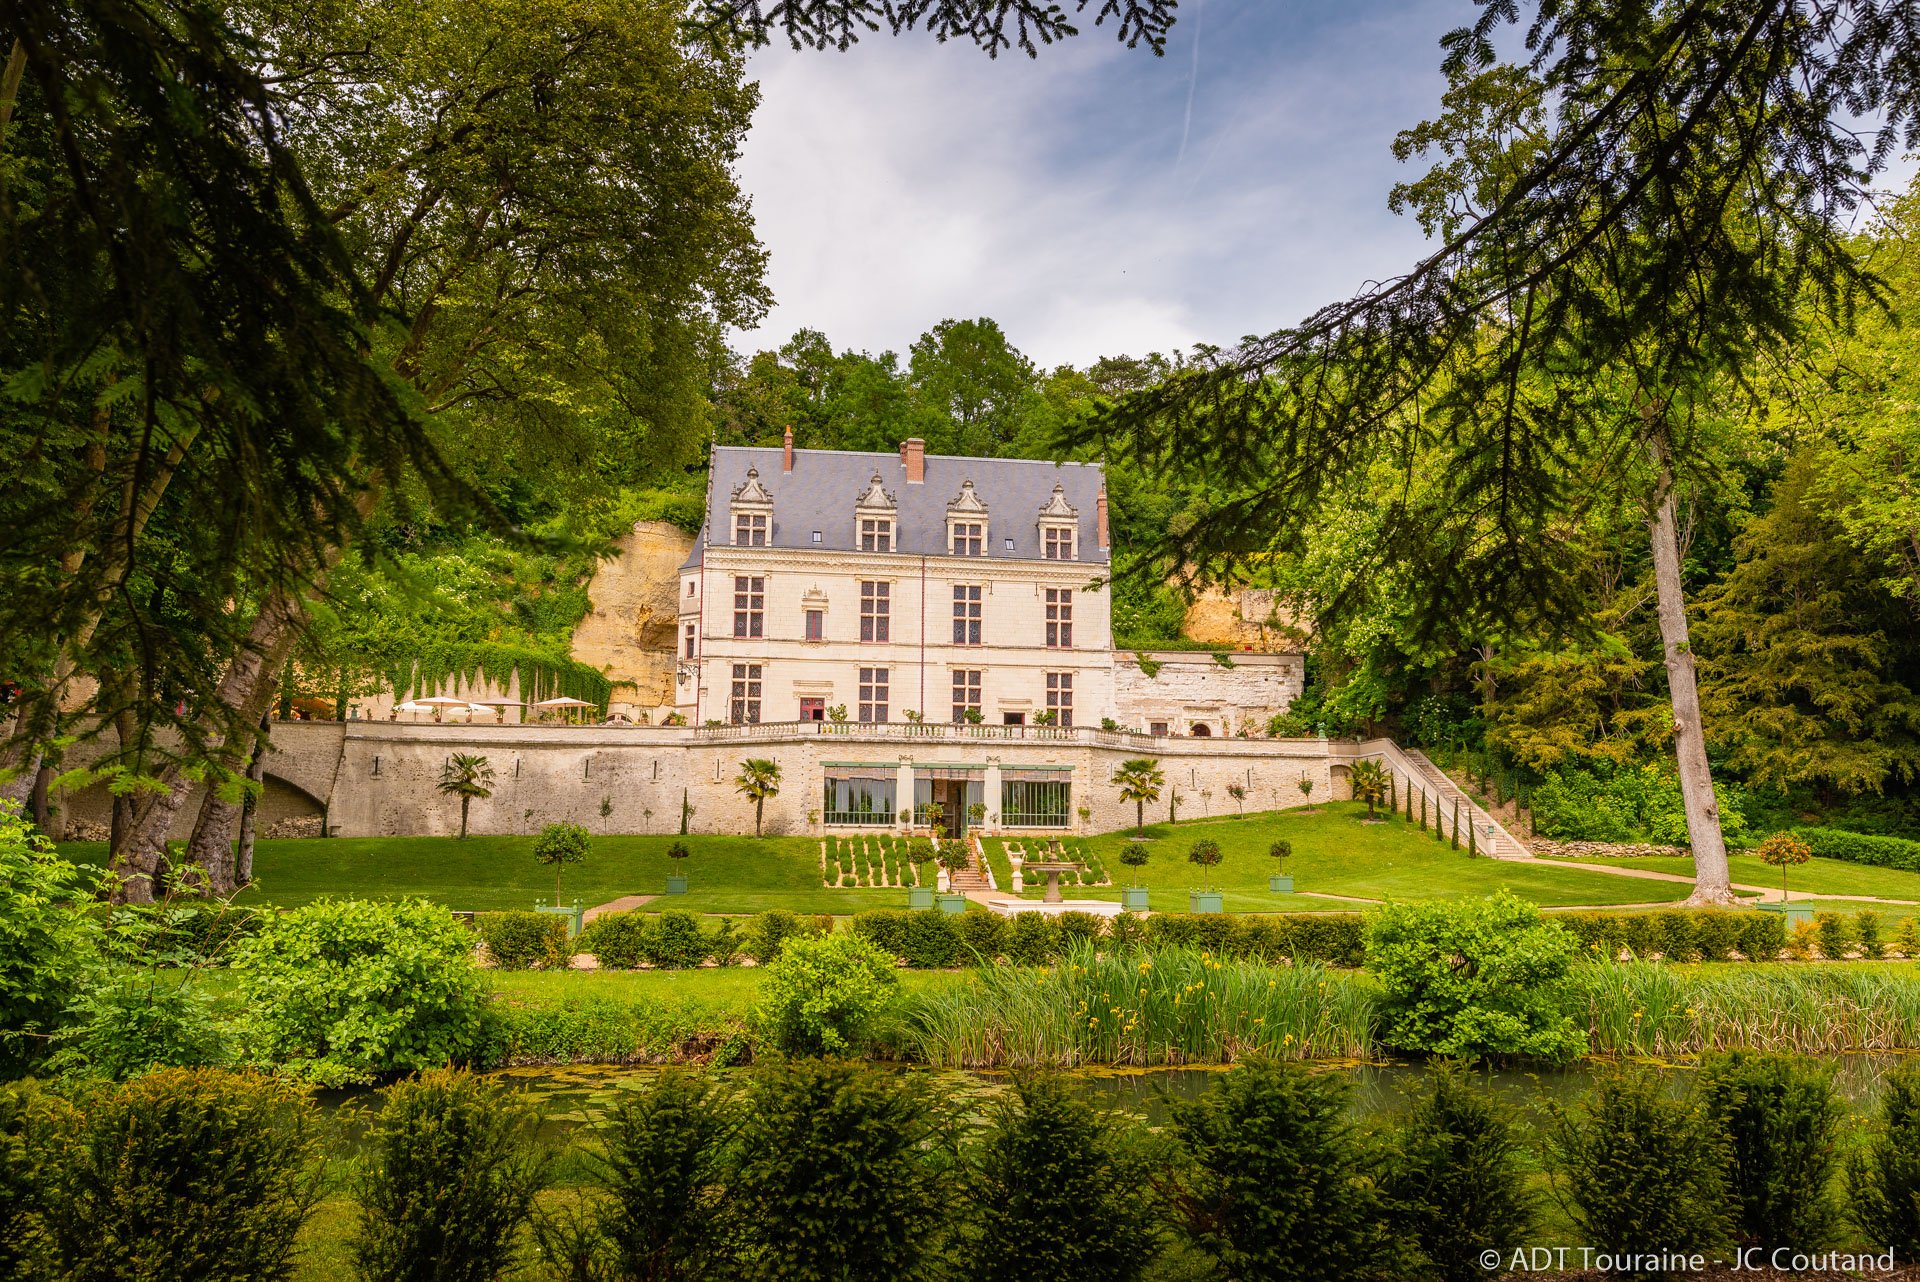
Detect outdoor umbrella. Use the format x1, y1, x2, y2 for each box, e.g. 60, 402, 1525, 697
533, 696, 596, 724
467, 699, 525, 724
415, 695, 470, 723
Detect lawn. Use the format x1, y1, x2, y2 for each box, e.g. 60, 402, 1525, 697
1040, 804, 1697, 913
57, 833, 901, 915
1557, 850, 1920, 903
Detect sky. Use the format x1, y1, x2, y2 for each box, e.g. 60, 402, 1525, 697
731, 0, 1467, 369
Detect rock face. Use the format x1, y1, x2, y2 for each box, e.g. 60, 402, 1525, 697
1181, 585, 1310, 651
571, 520, 695, 718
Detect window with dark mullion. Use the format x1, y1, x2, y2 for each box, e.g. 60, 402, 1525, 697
730, 663, 762, 723
951, 669, 982, 722
952, 584, 982, 645
732, 576, 764, 638
860, 581, 891, 642
1045, 671, 1073, 727
1044, 588, 1072, 647
858, 667, 889, 722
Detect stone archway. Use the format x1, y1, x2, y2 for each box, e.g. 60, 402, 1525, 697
1188, 722, 1212, 738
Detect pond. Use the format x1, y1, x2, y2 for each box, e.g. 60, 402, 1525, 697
322, 1053, 1919, 1144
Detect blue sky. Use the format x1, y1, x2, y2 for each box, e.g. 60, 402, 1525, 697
733, 0, 1467, 368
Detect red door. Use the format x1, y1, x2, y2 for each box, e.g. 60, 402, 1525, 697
800, 697, 826, 722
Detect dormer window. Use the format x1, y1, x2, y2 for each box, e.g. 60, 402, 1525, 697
1037, 483, 1078, 561
946, 479, 989, 556
854, 472, 897, 553
730, 468, 773, 547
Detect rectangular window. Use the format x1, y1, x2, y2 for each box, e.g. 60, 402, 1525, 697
800, 697, 825, 721
1044, 526, 1073, 560
1044, 588, 1073, 648
1045, 671, 1074, 727
729, 663, 762, 724
951, 522, 984, 556
732, 576, 764, 638
1002, 779, 1071, 827
1150, 721, 1169, 737
951, 669, 982, 722
951, 584, 982, 645
858, 667, 889, 722
683, 624, 696, 659
860, 581, 890, 642
860, 518, 893, 552
734, 512, 767, 546
804, 609, 824, 642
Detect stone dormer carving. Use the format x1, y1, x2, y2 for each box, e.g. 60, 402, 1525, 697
855, 472, 897, 552
730, 467, 773, 546
1037, 482, 1078, 520
947, 479, 989, 515
1037, 482, 1078, 561
854, 473, 896, 512
947, 479, 989, 556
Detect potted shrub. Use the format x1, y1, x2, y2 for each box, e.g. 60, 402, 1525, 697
967, 801, 987, 833
936, 841, 972, 914
665, 839, 691, 895
1756, 832, 1814, 927
1119, 839, 1151, 912
1187, 838, 1224, 913
1269, 839, 1294, 893
908, 836, 938, 910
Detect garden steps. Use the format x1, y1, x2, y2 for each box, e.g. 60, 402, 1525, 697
944, 833, 989, 892
1395, 746, 1532, 860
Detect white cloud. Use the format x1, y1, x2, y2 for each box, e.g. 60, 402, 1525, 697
732, 0, 1463, 368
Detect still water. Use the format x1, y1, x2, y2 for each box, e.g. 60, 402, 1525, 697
371, 1053, 1917, 1140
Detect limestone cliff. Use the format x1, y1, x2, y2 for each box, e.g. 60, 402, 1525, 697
570, 520, 695, 714
1181, 585, 1311, 651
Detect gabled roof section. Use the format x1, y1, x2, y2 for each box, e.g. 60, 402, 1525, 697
731, 468, 773, 507
946, 479, 989, 515
853, 472, 896, 512
681, 445, 1108, 570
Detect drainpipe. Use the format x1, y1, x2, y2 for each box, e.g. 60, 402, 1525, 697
919, 555, 927, 721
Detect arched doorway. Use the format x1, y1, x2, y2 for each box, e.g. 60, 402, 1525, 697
1188, 722, 1212, 738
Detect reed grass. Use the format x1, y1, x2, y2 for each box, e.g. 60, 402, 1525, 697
899, 942, 1378, 1068
1577, 961, 1920, 1057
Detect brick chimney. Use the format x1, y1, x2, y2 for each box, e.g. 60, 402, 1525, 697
901, 437, 925, 484
782, 424, 794, 473
1096, 488, 1110, 549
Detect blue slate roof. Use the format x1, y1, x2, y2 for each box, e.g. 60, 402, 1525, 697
681, 445, 1108, 571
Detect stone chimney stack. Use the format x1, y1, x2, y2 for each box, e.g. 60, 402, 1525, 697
901, 437, 925, 484
783, 424, 794, 473
1096, 488, 1110, 550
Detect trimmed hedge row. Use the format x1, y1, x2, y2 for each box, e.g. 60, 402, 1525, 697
1554, 909, 1785, 962
575, 909, 828, 970
474, 911, 570, 970
850, 909, 1368, 968
1794, 825, 1920, 874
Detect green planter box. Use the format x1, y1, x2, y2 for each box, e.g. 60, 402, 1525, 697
908, 886, 936, 910
1759, 901, 1813, 928
938, 893, 969, 915
1268, 875, 1294, 894
1122, 887, 1151, 912
665, 874, 688, 896
1189, 890, 1224, 914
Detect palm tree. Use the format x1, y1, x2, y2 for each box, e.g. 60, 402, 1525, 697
438, 753, 494, 838
735, 758, 782, 837
1113, 758, 1165, 837
1349, 759, 1389, 821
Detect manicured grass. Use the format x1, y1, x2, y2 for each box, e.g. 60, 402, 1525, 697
58, 833, 902, 915
1040, 804, 1691, 912
1558, 850, 1920, 902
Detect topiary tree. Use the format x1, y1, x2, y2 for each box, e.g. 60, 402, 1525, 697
1186, 839, 1223, 893
969, 1076, 1160, 1282
1269, 839, 1292, 872
533, 822, 590, 902
1383, 1065, 1535, 1282
1550, 1072, 1733, 1269
1297, 774, 1316, 811
1113, 759, 1165, 837
1165, 1061, 1397, 1281
1365, 891, 1586, 1064
735, 758, 782, 837
936, 840, 971, 891
1119, 840, 1151, 888
1226, 783, 1247, 814
1349, 759, 1388, 820
1755, 832, 1812, 906
437, 753, 494, 839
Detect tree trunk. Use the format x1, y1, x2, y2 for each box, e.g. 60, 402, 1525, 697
1645, 430, 1736, 905
235, 717, 267, 887
29, 761, 51, 834
460, 795, 471, 839
755, 797, 764, 837
112, 592, 303, 902
1136, 800, 1144, 836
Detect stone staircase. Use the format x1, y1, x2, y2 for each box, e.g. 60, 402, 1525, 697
1398, 747, 1532, 860
940, 833, 989, 892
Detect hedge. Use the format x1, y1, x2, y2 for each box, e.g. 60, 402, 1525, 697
474, 912, 570, 970
846, 909, 1367, 968
1554, 909, 1786, 962
1793, 826, 1920, 874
